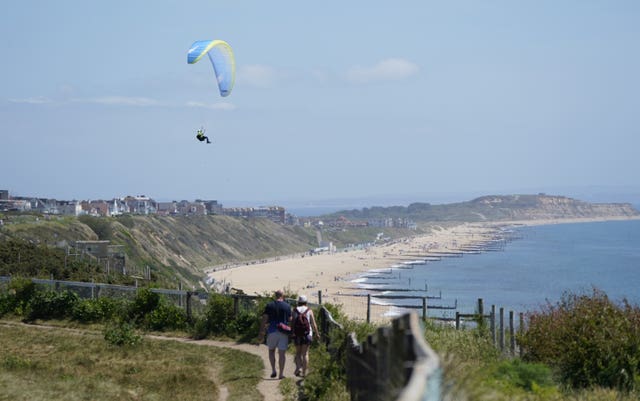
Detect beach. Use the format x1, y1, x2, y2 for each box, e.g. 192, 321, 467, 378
205, 216, 640, 322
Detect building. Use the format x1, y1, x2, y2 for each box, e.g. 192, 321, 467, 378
223, 206, 286, 224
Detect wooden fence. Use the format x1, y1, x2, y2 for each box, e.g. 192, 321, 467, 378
1, 277, 444, 400
345, 312, 441, 401
455, 298, 524, 356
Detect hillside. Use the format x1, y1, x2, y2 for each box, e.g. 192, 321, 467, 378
328, 194, 640, 222
0, 214, 319, 287
1, 194, 638, 288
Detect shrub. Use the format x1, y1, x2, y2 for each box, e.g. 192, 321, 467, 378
6, 277, 37, 315
104, 319, 142, 347
145, 302, 187, 331
520, 288, 640, 390
24, 290, 79, 321
200, 292, 236, 337
71, 299, 103, 323
128, 288, 160, 322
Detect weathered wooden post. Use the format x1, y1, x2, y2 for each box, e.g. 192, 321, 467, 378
233, 295, 239, 318
519, 312, 525, 358
509, 310, 516, 355
366, 294, 371, 324
455, 311, 461, 330
186, 291, 193, 323
422, 297, 427, 321
490, 305, 496, 346
318, 290, 322, 305
178, 282, 183, 308
477, 298, 484, 319
499, 307, 505, 352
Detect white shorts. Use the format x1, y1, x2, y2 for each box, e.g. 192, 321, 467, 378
266, 331, 289, 351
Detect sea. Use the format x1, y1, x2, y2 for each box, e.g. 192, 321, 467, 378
358, 218, 640, 318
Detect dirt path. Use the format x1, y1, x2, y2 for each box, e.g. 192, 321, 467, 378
149, 336, 299, 401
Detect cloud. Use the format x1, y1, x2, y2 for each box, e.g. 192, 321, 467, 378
8, 96, 52, 104
186, 101, 236, 111
76, 96, 161, 106
238, 64, 278, 88
346, 58, 419, 84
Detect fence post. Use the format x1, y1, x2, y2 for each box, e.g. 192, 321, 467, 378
233, 296, 239, 318
490, 305, 496, 346
519, 312, 525, 358
477, 298, 484, 318
366, 294, 371, 324
186, 291, 193, 323
455, 311, 460, 330
178, 282, 183, 308
499, 307, 505, 352
318, 290, 322, 305
509, 310, 515, 356
422, 297, 427, 321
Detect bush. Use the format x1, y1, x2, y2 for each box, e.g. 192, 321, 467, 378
71, 297, 128, 323
145, 302, 187, 331
520, 288, 640, 390
104, 319, 142, 347
5, 277, 37, 315
128, 288, 160, 322
24, 290, 79, 321
200, 292, 237, 337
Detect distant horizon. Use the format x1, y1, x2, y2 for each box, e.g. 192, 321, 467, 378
4, 185, 640, 216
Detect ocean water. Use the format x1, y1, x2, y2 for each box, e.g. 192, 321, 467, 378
361, 219, 640, 316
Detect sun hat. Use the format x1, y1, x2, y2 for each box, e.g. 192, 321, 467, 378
298, 295, 307, 303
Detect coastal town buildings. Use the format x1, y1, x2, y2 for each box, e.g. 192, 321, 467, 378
0, 189, 417, 229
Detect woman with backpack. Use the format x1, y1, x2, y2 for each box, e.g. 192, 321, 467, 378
292, 295, 319, 377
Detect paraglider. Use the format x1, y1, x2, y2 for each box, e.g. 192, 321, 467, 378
195, 127, 211, 144
187, 39, 236, 97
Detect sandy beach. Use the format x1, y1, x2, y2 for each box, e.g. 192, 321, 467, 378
205, 216, 639, 322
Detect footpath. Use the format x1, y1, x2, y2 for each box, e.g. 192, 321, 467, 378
149, 335, 299, 401
1, 321, 298, 401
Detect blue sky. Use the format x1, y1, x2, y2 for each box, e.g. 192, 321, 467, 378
2, 1, 639, 208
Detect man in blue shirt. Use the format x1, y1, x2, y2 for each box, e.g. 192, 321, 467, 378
259, 289, 292, 379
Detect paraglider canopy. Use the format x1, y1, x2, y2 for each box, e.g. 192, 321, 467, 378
188, 39, 235, 97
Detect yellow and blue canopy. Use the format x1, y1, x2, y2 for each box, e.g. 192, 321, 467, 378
188, 40, 235, 97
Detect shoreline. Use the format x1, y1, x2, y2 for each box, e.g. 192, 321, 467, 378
205, 216, 640, 321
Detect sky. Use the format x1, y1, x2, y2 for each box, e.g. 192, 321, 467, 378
2, 1, 639, 209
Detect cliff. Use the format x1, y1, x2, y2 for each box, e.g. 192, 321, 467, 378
331, 194, 640, 223
1, 194, 637, 287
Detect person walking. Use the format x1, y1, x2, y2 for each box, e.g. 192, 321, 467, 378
259, 289, 292, 379
292, 295, 319, 377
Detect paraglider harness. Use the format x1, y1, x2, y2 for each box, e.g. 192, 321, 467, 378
196, 129, 211, 144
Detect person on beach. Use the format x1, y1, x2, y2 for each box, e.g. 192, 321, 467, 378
292, 295, 319, 377
259, 289, 292, 379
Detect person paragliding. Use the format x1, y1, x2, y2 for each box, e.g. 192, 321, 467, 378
196, 127, 211, 144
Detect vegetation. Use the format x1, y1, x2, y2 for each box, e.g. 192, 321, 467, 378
519, 288, 640, 391
325, 194, 639, 222
2, 275, 640, 400
0, 323, 263, 401
0, 238, 136, 285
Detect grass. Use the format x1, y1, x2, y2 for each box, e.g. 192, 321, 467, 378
422, 320, 640, 401
0, 323, 263, 401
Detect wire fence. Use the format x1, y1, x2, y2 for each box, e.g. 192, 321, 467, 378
0, 276, 209, 319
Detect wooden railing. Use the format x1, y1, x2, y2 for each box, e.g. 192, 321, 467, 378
345, 312, 441, 401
